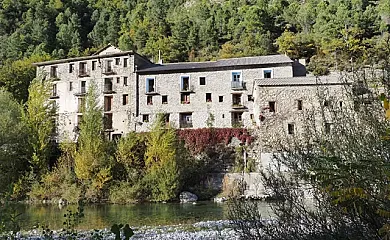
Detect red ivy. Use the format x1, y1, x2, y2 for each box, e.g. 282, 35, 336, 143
176, 128, 253, 154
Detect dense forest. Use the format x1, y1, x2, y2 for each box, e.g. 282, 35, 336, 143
0, 0, 389, 103
0, 0, 389, 63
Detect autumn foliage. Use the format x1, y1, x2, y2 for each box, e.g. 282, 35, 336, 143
177, 128, 253, 154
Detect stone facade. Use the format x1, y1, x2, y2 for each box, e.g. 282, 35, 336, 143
35, 46, 300, 141
252, 75, 352, 149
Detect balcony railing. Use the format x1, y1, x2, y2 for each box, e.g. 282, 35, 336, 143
231, 81, 245, 90
78, 70, 90, 77
102, 68, 115, 75
180, 85, 194, 93
179, 121, 193, 128
232, 103, 245, 109
103, 84, 114, 93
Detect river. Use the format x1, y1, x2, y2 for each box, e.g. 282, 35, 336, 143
16, 201, 272, 231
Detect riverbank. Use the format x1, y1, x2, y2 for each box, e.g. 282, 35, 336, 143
11, 220, 239, 240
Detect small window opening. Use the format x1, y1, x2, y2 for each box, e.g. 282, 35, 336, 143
92, 61, 97, 70
123, 94, 128, 105
115, 58, 120, 65
298, 100, 303, 110
117, 77, 120, 84
147, 96, 153, 105
339, 101, 343, 107
288, 123, 295, 135
123, 58, 128, 67
200, 77, 206, 85
269, 101, 276, 112
146, 78, 155, 93
142, 114, 149, 123
206, 93, 212, 102
264, 70, 272, 78
69, 64, 74, 73
325, 123, 331, 134
181, 93, 190, 104
124, 77, 128, 86
219, 96, 224, 102
162, 95, 168, 104
248, 95, 253, 101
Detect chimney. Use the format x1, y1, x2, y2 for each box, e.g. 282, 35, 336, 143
158, 50, 163, 64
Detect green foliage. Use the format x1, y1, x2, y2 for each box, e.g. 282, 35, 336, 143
0, 90, 29, 195
144, 114, 180, 201
61, 202, 85, 239
0, 55, 51, 103
74, 81, 112, 201
22, 76, 56, 180
110, 224, 134, 240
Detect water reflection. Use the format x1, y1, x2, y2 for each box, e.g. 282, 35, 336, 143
17, 202, 231, 230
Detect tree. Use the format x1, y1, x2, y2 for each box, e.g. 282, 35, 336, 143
22, 76, 56, 178
144, 114, 180, 201
74, 81, 112, 201
0, 90, 29, 194
0, 54, 51, 103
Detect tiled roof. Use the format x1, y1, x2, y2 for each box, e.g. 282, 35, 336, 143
137, 55, 293, 73
255, 74, 351, 86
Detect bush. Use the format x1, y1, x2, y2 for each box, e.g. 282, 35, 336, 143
109, 182, 140, 204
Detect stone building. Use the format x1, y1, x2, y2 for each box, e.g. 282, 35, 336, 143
35, 45, 306, 141
252, 74, 352, 149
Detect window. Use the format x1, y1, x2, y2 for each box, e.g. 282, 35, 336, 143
325, 123, 331, 134
222, 114, 224, 118
104, 78, 113, 92
104, 113, 113, 129
162, 95, 168, 104
206, 93, 212, 102
105, 60, 113, 73
146, 78, 155, 93
79, 62, 87, 76
69, 82, 73, 91
123, 77, 128, 86
50, 66, 58, 78
288, 123, 295, 134
115, 58, 120, 65
231, 72, 243, 89
219, 96, 224, 102
232, 72, 241, 82
112, 134, 122, 141
92, 61, 97, 70
142, 114, 149, 123
147, 96, 153, 105
339, 101, 343, 108
117, 77, 120, 84
52, 84, 57, 97
180, 113, 193, 128
69, 64, 74, 73
263, 70, 272, 78
77, 98, 85, 113
232, 112, 243, 126
232, 94, 242, 106
248, 95, 253, 101
269, 101, 276, 112
81, 81, 86, 93
123, 94, 128, 105
104, 96, 113, 111
200, 77, 206, 85
181, 93, 190, 104
324, 100, 330, 107
181, 76, 190, 91
77, 115, 83, 126
123, 58, 128, 67
297, 100, 303, 110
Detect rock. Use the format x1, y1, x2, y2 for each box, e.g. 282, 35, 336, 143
179, 191, 198, 203
58, 198, 67, 206
213, 197, 227, 203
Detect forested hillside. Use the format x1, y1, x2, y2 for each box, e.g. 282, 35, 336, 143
0, 0, 389, 102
